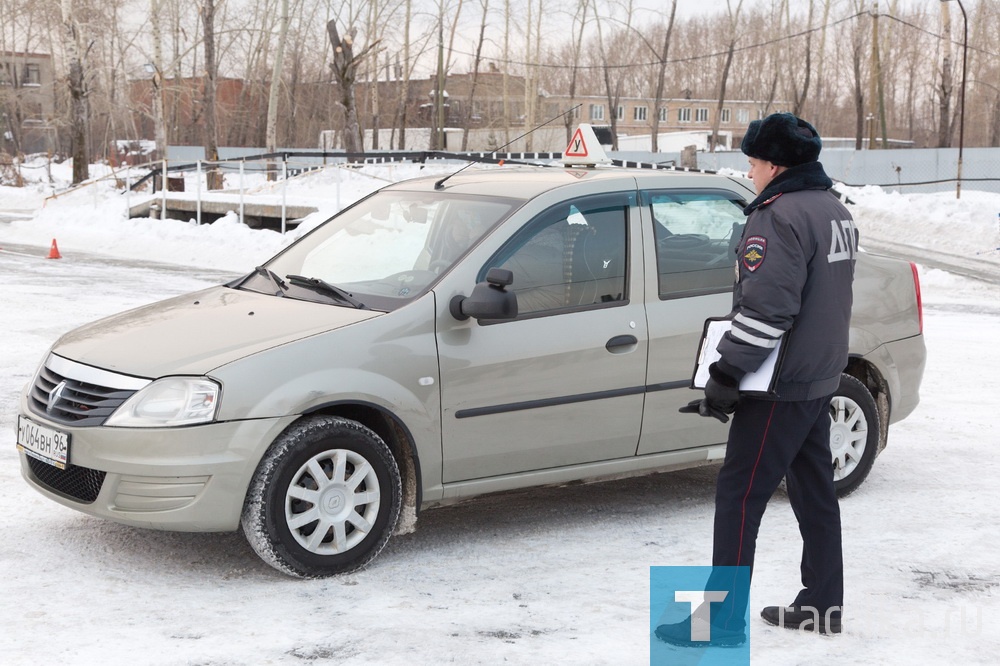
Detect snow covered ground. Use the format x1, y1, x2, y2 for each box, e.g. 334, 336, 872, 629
1, 160, 999, 665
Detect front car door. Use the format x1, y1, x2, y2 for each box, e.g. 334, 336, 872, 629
437, 189, 648, 483
636, 182, 752, 455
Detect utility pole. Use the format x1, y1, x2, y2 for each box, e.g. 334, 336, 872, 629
868, 1, 880, 149
435, 13, 445, 150
874, 1, 888, 148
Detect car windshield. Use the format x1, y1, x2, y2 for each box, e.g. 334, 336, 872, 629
254, 190, 518, 310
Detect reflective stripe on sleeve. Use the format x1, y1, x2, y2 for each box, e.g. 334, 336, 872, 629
729, 325, 781, 348
734, 313, 784, 339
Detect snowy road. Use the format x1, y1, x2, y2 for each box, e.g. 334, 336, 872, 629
1, 240, 999, 665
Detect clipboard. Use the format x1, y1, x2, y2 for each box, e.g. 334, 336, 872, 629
691, 317, 786, 396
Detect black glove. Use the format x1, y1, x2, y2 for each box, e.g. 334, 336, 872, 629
679, 363, 741, 423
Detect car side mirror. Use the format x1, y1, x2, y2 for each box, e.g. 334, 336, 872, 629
449, 268, 518, 322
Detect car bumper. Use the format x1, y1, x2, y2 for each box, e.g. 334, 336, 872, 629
18, 396, 296, 531
868, 333, 926, 425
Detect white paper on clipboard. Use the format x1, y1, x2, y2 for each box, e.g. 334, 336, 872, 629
693, 319, 783, 394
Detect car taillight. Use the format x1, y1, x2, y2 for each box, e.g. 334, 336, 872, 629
909, 262, 923, 334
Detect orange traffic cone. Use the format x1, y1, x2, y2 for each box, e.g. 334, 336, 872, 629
47, 238, 62, 259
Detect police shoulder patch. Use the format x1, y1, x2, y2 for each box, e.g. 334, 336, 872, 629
760, 192, 783, 207
742, 235, 767, 272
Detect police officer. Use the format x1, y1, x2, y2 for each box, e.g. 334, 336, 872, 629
658, 112, 858, 646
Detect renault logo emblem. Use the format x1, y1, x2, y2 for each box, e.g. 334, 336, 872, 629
47, 380, 68, 414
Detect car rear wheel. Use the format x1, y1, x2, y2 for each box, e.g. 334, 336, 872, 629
242, 415, 401, 577
830, 374, 881, 497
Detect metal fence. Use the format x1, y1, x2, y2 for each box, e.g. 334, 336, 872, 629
684, 146, 1000, 195
165, 144, 1000, 195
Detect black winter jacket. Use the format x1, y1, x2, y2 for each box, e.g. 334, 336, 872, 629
716, 161, 858, 401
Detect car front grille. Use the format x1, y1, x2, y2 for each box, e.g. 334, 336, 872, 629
27, 456, 106, 504
28, 362, 139, 427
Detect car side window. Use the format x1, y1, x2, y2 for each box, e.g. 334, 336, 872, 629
482, 193, 630, 317
647, 190, 747, 298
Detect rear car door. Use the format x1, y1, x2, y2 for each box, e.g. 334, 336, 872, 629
437, 190, 648, 483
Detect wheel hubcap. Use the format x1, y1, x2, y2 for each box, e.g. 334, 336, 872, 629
284, 449, 381, 555
829, 395, 869, 482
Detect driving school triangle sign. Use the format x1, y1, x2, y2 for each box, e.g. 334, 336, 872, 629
562, 123, 611, 166
566, 128, 589, 157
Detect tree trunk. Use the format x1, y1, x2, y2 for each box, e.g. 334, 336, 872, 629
326, 20, 365, 155
462, 0, 489, 151
565, 0, 590, 145
266, 0, 290, 179
710, 1, 742, 153
650, 0, 678, 153
990, 91, 1000, 147
266, 0, 290, 154
811, 0, 833, 130
791, 0, 814, 117
937, 2, 953, 147
502, 0, 511, 145
592, 2, 620, 150
201, 0, 223, 190
150, 0, 167, 161
397, 0, 412, 149
61, 0, 89, 185
851, 12, 866, 150
710, 39, 734, 153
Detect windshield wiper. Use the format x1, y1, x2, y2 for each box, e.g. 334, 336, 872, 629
257, 266, 288, 295
230, 265, 287, 296
285, 274, 366, 309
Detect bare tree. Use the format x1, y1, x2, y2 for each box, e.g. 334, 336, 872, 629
591, 0, 635, 150
61, 0, 89, 184
149, 0, 167, 160
563, 0, 590, 145
396, 0, 413, 149
461, 0, 490, 151
810, 0, 834, 131
200, 0, 223, 189
847, 3, 869, 149
502, 0, 510, 144
265, 0, 291, 174
708, 0, 743, 153
936, 0, 954, 147
523, 0, 540, 151
787, 0, 814, 117
327, 18, 376, 154
650, 0, 677, 152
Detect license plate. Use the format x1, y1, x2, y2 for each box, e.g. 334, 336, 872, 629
16, 415, 70, 469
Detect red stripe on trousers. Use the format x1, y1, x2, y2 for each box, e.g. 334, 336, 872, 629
735, 402, 777, 567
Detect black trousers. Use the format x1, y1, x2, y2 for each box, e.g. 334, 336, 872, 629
711, 394, 844, 620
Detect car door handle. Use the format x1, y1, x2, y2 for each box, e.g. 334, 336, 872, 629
606, 334, 638, 352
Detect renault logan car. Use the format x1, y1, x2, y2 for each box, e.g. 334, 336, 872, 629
16, 162, 926, 577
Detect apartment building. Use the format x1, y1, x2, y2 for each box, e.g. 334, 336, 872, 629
546, 94, 776, 150
352, 71, 777, 152
0, 50, 57, 154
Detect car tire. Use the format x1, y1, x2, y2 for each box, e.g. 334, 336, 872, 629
241, 415, 402, 577
830, 373, 881, 498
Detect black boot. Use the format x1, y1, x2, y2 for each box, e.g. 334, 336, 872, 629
760, 605, 842, 634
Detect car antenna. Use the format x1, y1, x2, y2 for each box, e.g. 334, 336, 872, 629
434, 104, 582, 190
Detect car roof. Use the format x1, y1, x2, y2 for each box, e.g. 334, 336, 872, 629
383, 165, 756, 201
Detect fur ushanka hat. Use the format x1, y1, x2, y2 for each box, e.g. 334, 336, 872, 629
740, 112, 823, 167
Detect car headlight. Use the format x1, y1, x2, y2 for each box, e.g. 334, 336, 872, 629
105, 377, 220, 428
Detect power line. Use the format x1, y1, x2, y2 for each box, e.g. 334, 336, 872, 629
881, 14, 1000, 59
447, 12, 866, 71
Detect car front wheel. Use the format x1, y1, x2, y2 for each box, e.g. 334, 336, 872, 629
242, 415, 402, 577
830, 373, 882, 497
